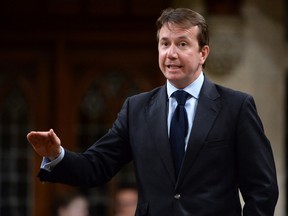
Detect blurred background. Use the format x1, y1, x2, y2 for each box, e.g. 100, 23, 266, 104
0, 0, 287, 215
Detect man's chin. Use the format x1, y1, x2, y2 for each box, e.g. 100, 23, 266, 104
164, 71, 183, 79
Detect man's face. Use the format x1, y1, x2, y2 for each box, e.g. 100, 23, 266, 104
115, 189, 137, 216
158, 23, 209, 89
59, 197, 89, 216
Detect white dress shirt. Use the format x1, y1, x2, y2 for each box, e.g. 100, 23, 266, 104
167, 72, 204, 150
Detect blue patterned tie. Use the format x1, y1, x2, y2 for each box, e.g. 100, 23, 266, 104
170, 90, 190, 176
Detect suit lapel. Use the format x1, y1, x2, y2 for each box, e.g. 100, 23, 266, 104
145, 85, 176, 184
177, 78, 221, 185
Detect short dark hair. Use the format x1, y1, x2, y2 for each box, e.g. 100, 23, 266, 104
156, 8, 209, 50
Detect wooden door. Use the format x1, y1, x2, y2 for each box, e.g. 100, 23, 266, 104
0, 1, 169, 215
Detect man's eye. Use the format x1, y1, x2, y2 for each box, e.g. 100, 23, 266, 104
179, 42, 187, 47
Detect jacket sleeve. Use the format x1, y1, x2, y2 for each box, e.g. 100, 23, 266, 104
37, 98, 133, 187
237, 95, 278, 216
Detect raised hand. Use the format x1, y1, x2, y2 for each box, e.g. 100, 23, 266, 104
27, 129, 62, 160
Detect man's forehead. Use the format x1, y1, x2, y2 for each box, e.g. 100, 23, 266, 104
163, 22, 198, 31
159, 23, 198, 39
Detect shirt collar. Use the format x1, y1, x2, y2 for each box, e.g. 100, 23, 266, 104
167, 72, 204, 99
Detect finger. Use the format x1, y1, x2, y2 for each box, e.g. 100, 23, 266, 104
27, 131, 50, 145
27, 132, 32, 142
27, 131, 38, 143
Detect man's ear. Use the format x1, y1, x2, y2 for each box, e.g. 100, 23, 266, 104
200, 45, 210, 64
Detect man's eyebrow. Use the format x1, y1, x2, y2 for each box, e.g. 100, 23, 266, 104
159, 37, 168, 41
177, 36, 190, 40
159, 36, 190, 41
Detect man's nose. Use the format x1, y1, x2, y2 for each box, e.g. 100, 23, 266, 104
167, 45, 178, 58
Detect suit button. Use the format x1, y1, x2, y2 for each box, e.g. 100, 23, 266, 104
174, 194, 181, 199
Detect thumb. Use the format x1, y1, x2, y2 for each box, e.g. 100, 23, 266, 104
49, 129, 61, 146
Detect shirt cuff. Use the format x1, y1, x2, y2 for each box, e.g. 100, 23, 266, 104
40, 146, 65, 172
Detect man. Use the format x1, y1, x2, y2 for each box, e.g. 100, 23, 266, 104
55, 193, 90, 216
114, 184, 138, 216
27, 8, 278, 216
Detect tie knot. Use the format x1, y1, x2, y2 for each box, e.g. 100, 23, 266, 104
173, 90, 190, 106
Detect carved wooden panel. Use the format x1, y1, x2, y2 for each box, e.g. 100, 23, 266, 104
0, 0, 170, 215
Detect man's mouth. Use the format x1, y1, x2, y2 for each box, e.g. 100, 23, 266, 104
167, 64, 182, 69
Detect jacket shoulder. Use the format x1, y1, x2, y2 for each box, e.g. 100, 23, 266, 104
128, 85, 165, 104
214, 83, 252, 101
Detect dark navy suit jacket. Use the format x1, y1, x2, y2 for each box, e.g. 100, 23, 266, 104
39, 77, 278, 216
